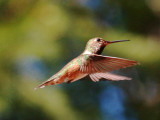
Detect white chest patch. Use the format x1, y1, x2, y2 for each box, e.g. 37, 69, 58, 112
83, 50, 92, 54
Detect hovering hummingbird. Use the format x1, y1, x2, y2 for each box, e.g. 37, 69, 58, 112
35, 37, 138, 89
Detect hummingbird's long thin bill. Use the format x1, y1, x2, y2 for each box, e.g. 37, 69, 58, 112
109, 40, 130, 43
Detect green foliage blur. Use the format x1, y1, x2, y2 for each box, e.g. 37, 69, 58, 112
0, 0, 160, 120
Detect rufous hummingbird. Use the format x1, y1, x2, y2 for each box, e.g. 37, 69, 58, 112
35, 37, 138, 89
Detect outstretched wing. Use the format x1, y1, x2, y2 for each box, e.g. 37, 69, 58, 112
79, 54, 138, 73
89, 72, 131, 82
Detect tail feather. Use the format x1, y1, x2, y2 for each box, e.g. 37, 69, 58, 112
34, 77, 58, 90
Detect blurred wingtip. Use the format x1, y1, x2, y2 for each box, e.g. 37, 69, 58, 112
125, 77, 132, 80
113, 76, 132, 81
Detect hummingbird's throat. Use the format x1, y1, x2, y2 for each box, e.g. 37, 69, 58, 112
83, 45, 105, 55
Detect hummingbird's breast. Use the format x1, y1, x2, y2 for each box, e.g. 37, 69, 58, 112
67, 60, 87, 81
56, 57, 88, 83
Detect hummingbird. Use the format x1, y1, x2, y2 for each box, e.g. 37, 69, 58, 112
35, 37, 138, 89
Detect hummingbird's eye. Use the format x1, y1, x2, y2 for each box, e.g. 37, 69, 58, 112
97, 38, 101, 42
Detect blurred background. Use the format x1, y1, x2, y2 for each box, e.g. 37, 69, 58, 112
0, 0, 160, 120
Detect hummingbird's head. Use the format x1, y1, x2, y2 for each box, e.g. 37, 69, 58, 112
83, 37, 129, 55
